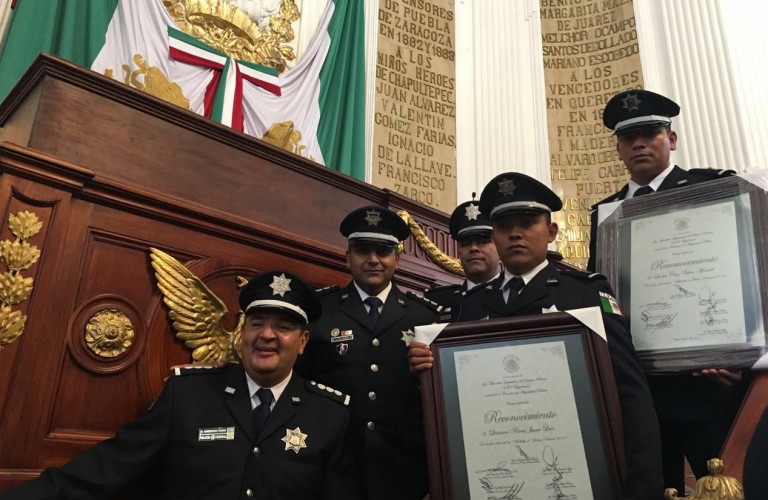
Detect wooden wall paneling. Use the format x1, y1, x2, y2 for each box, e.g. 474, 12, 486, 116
0, 173, 84, 471
0, 57, 460, 491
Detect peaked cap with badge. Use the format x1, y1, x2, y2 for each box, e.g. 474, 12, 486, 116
339, 205, 410, 247
239, 270, 321, 324
479, 172, 562, 221
449, 196, 492, 240
603, 89, 680, 136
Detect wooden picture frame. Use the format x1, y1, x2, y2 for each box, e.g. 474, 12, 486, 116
419, 313, 624, 499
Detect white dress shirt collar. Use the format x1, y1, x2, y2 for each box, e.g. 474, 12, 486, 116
626, 163, 674, 199
245, 370, 292, 410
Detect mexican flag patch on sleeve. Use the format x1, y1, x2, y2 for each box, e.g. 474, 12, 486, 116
599, 291, 624, 316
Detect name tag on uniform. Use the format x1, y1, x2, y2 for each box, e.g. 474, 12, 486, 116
330, 328, 354, 343
198, 427, 235, 441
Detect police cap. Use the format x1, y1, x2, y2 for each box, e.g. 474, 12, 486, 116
239, 270, 321, 324
479, 172, 562, 221
603, 89, 680, 135
449, 197, 492, 240
339, 205, 409, 247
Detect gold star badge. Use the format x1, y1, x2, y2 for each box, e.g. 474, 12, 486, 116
622, 93, 641, 112
464, 203, 481, 221
270, 273, 292, 297
401, 329, 415, 346
498, 178, 517, 196
364, 209, 382, 227
281, 427, 308, 453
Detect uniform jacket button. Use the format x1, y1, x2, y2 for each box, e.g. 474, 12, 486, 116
370, 363, 379, 372
367, 421, 375, 430
368, 391, 377, 400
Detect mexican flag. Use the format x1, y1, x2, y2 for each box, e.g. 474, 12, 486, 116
0, 0, 364, 178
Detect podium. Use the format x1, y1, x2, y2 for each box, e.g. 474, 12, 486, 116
0, 55, 458, 489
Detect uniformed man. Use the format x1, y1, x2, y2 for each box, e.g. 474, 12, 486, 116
588, 89, 734, 272
1, 271, 358, 500
588, 89, 747, 493
409, 173, 665, 500
298, 205, 445, 500
424, 197, 501, 309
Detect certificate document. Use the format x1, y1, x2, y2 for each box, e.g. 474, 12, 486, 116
629, 199, 747, 351
454, 340, 592, 499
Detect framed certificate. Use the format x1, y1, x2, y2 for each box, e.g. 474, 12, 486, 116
597, 175, 768, 372
419, 313, 623, 500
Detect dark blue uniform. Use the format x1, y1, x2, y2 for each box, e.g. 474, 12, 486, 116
299, 282, 444, 500
458, 264, 664, 500
589, 166, 746, 492
1, 365, 357, 500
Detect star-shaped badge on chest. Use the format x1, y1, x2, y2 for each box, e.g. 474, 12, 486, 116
464, 203, 481, 221
270, 273, 292, 297
401, 329, 415, 346
622, 93, 641, 112
364, 209, 382, 227
498, 178, 517, 196
282, 427, 308, 454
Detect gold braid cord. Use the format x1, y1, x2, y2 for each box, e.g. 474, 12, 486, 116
149, 248, 243, 363
396, 210, 464, 277
0, 211, 42, 349
664, 459, 744, 500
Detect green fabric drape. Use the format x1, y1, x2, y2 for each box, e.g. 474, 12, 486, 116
0, 0, 118, 102
318, 0, 366, 180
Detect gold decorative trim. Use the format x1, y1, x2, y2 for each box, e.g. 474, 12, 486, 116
85, 309, 135, 358
0, 211, 42, 350
261, 121, 315, 161
162, 0, 300, 72
106, 54, 190, 109
149, 248, 243, 363
664, 459, 744, 500
396, 210, 464, 277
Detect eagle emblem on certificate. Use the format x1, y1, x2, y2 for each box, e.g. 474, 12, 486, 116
282, 427, 308, 453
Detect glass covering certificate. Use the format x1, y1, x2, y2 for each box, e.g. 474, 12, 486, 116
454, 340, 592, 499
629, 200, 747, 351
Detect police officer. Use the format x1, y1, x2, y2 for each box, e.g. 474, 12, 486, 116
588, 90, 746, 493
588, 89, 734, 272
298, 205, 445, 500
424, 197, 501, 309
410, 173, 665, 500
1, 271, 358, 500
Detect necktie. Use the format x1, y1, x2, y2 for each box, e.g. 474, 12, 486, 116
252, 388, 274, 438
633, 185, 654, 197
364, 296, 382, 327
506, 276, 525, 306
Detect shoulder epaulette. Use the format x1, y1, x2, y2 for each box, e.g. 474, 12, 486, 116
406, 291, 449, 313
315, 285, 340, 296
688, 168, 736, 179
559, 269, 607, 281
306, 380, 350, 406
171, 364, 227, 377
424, 283, 462, 294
